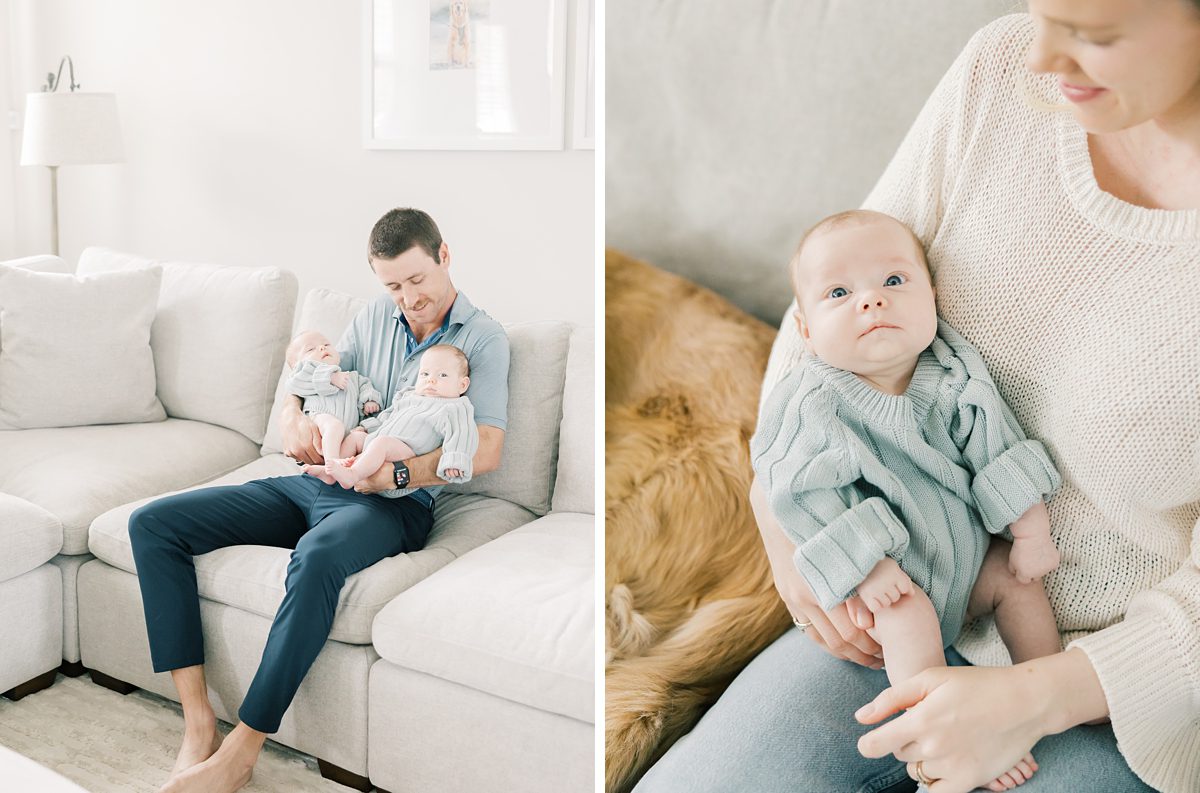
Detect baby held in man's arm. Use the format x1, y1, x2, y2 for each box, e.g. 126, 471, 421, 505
750, 209, 1063, 791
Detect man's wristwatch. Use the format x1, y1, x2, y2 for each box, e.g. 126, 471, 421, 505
392, 460, 410, 489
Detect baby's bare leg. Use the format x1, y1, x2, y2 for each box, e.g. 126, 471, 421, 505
328, 437, 416, 489
966, 538, 1058, 790
868, 587, 945, 687
968, 539, 1060, 664
309, 414, 346, 466
338, 430, 367, 460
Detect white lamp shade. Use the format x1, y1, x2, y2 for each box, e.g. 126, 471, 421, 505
20, 92, 124, 166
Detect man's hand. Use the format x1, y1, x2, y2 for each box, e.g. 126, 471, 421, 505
330, 371, 350, 389
353, 463, 397, 495
855, 557, 913, 613
363, 401, 380, 415
280, 399, 324, 465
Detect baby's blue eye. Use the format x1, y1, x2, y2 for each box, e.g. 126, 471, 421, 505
828, 287, 848, 299
884, 274, 906, 287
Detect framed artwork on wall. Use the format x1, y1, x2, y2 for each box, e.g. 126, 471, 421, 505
364, 0, 567, 150
571, 0, 594, 149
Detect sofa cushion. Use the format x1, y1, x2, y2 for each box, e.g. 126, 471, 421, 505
88, 454, 536, 644
551, 324, 594, 514
77, 248, 297, 444
261, 289, 572, 516
0, 420, 259, 555
0, 494, 63, 581
372, 512, 594, 722
0, 265, 165, 430
446, 321, 571, 516
1, 254, 72, 274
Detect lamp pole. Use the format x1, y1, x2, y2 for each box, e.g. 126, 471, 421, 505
48, 165, 59, 255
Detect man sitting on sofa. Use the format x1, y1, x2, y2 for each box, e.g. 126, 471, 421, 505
128, 207, 510, 793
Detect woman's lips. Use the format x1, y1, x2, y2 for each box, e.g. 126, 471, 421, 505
1059, 80, 1107, 103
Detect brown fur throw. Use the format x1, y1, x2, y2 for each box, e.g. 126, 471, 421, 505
605, 250, 792, 793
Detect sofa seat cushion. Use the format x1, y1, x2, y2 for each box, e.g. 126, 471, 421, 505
88, 454, 536, 644
372, 512, 595, 723
0, 494, 63, 581
0, 420, 259, 555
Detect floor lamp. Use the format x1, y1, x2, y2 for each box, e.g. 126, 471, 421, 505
19, 57, 124, 256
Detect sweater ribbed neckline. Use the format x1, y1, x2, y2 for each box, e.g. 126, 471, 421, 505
807, 348, 943, 427
1056, 112, 1200, 244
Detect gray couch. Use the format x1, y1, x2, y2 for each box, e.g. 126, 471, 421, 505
0, 249, 594, 792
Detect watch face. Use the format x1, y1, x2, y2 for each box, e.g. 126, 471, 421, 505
394, 462, 409, 488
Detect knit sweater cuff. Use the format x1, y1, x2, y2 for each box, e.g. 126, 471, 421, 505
793, 497, 910, 611
1067, 615, 1199, 793
971, 440, 1061, 534
437, 452, 473, 483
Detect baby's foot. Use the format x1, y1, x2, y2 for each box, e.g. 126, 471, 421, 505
327, 460, 359, 489
301, 464, 336, 485
986, 753, 1037, 791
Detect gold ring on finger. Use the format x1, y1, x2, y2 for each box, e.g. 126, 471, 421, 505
913, 760, 937, 786
792, 617, 812, 632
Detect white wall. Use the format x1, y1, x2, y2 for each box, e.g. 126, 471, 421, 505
6, 0, 594, 326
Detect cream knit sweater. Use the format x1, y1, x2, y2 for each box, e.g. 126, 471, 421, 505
761, 14, 1200, 793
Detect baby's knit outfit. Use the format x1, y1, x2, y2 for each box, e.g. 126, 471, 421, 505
362, 387, 478, 497
752, 320, 1060, 646
760, 14, 1200, 791
286, 360, 382, 430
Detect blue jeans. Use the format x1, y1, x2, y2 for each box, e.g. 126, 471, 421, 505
128, 474, 432, 734
633, 627, 1153, 793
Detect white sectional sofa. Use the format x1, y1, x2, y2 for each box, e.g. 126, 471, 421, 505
0, 249, 595, 791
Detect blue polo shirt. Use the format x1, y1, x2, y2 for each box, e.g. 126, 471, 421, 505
336, 290, 509, 506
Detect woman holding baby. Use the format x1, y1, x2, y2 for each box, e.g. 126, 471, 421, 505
634, 1, 1200, 792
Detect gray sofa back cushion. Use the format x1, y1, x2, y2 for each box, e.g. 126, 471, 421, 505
77, 248, 297, 444
551, 325, 594, 514
606, 0, 1014, 324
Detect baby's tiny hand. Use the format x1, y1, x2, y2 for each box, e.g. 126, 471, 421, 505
444, 467, 462, 479
1008, 535, 1060, 584
363, 401, 380, 415
330, 371, 350, 389
855, 557, 913, 614
337, 456, 357, 467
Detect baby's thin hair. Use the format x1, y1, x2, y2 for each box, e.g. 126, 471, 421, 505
789, 209, 928, 298
286, 331, 323, 368
425, 343, 469, 377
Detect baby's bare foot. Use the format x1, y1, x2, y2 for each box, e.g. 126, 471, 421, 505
301, 464, 336, 485
986, 753, 1037, 791
327, 461, 359, 489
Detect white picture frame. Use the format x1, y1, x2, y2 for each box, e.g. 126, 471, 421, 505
571, 0, 594, 149
364, 0, 567, 150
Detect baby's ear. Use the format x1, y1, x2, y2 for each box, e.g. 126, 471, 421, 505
460, 375, 470, 393
793, 310, 815, 354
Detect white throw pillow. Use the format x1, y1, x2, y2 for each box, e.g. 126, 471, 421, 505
0, 265, 165, 429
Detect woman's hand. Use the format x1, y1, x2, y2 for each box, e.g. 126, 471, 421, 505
750, 478, 884, 668
856, 665, 1045, 792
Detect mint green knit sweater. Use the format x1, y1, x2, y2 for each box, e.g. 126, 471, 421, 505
750, 320, 1061, 646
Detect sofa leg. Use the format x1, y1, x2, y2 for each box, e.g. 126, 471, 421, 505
2, 669, 58, 701
316, 759, 372, 791
59, 660, 87, 678
90, 669, 138, 695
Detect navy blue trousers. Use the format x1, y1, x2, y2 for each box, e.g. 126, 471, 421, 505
127, 474, 432, 734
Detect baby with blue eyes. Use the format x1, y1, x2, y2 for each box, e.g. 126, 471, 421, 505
752, 209, 1064, 790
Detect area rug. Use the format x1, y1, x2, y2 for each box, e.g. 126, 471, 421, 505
0, 674, 353, 792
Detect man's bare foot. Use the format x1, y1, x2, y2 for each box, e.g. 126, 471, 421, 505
327, 460, 360, 489
301, 464, 336, 485
169, 713, 221, 778
985, 753, 1037, 791
159, 723, 264, 793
